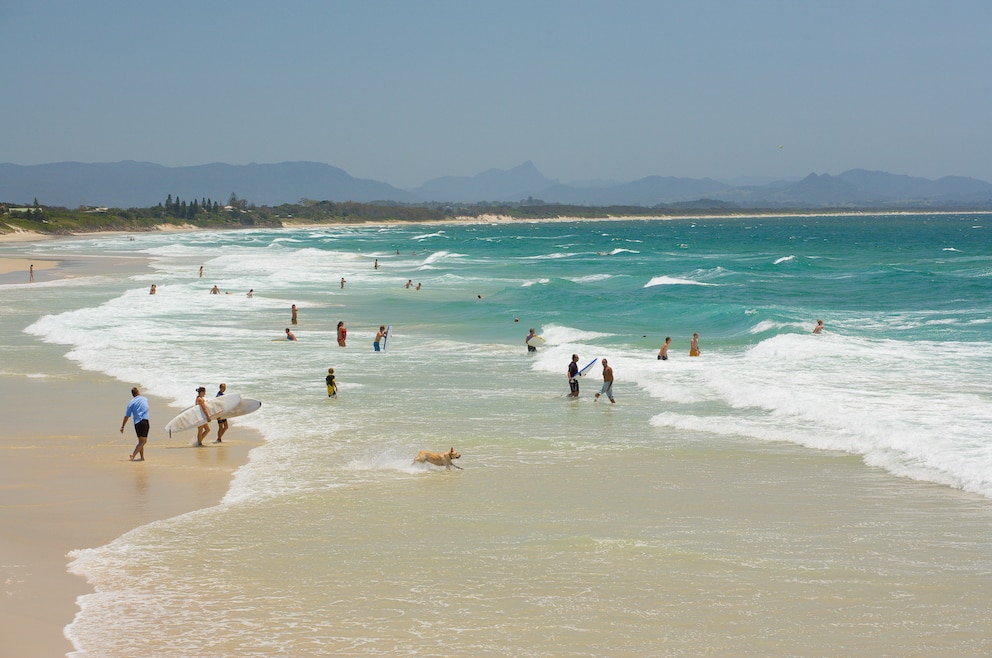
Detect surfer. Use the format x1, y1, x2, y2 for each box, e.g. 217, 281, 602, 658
689, 332, 700, 357
658, 337, 671, 360
210, 285, 220, 294
374, 259, 379, 270
340, 277, 346, 289
594, 359, 616, 403
121, 386, 150, 461
215, 383, 228, 443
149, 284, 156, 295
195, 387, 211, 446
291, 304, 298, 325
337, 321, 347, 347
567, 354, 580, 397
813, 319, 824, 334
374, 325, 388, 351
199, 265, 203, 278
246, 289, 253, 298
285, 328, 297, 341
526, 328, 538, 353
405, 280, 413, 289
326, 368, 337, 398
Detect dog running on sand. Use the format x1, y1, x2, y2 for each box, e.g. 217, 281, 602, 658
412, 447, 462, 470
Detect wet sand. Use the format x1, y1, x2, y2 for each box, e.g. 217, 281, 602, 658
0, 374, 263, 657
0, 246, 264, 657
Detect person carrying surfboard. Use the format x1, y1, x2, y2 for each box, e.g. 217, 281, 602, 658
215, 383, 228, 443
374, 326, 388, 352
526, 328, 538, 353
567, 354, 580, 397
195, 387, 211, 446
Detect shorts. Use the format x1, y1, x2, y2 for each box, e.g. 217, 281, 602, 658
134, 418, 150, 438
217, 418, 228, 426
658, 354, 667, 360
569, 379, 579, 394
374, 342, 381, 352
327, 384, 337, 397
527, 345, 536, 353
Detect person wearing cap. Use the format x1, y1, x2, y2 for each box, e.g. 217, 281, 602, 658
195, 386, 212, 446
215, 383, 229, 443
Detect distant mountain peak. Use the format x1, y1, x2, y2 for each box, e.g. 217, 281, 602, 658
413, 161, 557, 203
2, 160, 990, 209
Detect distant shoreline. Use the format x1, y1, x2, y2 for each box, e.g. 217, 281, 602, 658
5, 208, 992, 244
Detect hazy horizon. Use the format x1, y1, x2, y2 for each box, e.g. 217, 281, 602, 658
2, 1, 990, 189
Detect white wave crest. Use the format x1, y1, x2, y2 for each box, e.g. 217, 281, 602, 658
644, 276, 716, 288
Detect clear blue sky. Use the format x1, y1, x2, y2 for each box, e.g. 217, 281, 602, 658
2, 0, 990, 188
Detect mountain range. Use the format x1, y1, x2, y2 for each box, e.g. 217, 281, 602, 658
2, 160, 991, 209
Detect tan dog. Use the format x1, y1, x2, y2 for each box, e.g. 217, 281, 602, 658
412, 447, 462, 470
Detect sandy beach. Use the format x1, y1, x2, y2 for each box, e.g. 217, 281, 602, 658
5, 218, 992, 655
0, 251, 263, 657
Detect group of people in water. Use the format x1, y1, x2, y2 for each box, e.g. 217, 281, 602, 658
544, 319, 825, 405
129, 262, 829, 459
564, 354, 616, 403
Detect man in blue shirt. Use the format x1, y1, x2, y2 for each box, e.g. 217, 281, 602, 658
121, 387, 150, 461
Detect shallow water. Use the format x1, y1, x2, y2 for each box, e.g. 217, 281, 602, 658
3, 214, 992, 655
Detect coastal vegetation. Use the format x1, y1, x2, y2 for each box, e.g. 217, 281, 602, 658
1, 194, 988, 236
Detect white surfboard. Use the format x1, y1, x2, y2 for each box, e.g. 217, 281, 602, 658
577, 358, 598, 377
218, 397, 262, 420
165, 393, 242, 437
526, 335, 546, 346
382, 325, 391, 351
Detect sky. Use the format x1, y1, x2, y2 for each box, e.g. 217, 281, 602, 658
2, 0, 990, 188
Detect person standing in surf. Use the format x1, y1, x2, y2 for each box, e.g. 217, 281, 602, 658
374, 326, 388, 351
526, 328, 538, 353
326, 368, 337, 398
215, 383, 228, 443
121, 386, 150, 461
658, 336, 671, 360
337, 321, 347, 347
689, 332, 700, 357
195, 386, 212, 446
595, 359, 616, 403
813, 319, 824, 334
567, 354, 580, 398
291, 304, 298, 325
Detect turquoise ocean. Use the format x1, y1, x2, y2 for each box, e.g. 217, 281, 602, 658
3, 214, 992, 656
